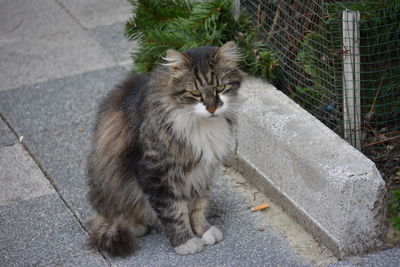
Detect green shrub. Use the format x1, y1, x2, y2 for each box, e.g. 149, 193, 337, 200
124, 0, 281, 84
389, 189, 400, 230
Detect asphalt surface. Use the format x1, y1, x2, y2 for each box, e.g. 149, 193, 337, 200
0, 0, 399, 266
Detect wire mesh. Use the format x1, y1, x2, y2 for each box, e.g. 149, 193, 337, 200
242, 0, 400, 161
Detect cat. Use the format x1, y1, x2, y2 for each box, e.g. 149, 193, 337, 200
87, 41, 244, 257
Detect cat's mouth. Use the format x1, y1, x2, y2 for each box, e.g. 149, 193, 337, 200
209, 114, 218, 118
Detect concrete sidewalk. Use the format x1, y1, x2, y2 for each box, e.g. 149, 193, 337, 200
0, 0, 398, 266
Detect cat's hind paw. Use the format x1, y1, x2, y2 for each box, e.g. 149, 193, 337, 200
174, 237, 204, 255
133, 223, 149, 237
201, 226, 223, 245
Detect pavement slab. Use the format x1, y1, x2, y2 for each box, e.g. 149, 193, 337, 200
17, 116, 311, 267
58, 0, 132, 29
0, 194, 107, 266
327, 247, 400, 267
0, 118, 16, 146
0, 66, 128, 136
90, 21, 139, 66
0, 0, 116, 91
12, 122, 312, 266
111, 210, 310, 267
22, 122, 94, 221
0, 144, 54, 206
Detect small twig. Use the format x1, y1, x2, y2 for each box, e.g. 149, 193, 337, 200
371, 140, 400, 160
369, 70, 387, 113
366, 123, 379, 136
267, 6, 280, 43
364, 135, 400, 147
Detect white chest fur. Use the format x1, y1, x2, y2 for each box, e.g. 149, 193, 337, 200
170, 112, 233, 196
189, 116, 232, 163
170, 109, 233, 164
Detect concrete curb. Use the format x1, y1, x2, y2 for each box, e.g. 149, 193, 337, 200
234, 77, 387, 259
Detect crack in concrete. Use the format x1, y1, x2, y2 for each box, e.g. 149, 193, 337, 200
53, 0, 88, 30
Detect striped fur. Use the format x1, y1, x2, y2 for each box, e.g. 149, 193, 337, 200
87, 42, 243, 256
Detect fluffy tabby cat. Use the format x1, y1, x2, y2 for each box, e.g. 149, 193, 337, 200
87, 41, 243, 257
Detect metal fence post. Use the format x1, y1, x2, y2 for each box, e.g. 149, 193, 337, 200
342, 10, 361, 150
232, 0, 240, 19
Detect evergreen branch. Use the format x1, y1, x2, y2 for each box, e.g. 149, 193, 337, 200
124, 0, 281, 83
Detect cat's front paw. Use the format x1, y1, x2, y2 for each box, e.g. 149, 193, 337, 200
174, 237, 204, 255
201, 226, 223, 245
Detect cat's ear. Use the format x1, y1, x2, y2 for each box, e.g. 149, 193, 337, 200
162, 49, 190, 77
214, 41, 241, 67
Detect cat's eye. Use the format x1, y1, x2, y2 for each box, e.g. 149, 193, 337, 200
190, 90, 202, 97
216, 84, 226, 93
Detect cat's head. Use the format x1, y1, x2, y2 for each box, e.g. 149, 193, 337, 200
162, 41, 243, 118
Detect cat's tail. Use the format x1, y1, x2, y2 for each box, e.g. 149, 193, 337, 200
87, 214, 136, 257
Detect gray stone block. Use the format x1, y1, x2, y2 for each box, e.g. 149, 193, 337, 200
0, 144, 54, 206
58, 0, 131, 29
0, 66, 128, 136
0, 0, 115, 91
0, 194, 107, 266
90, 22, 139, 66
235, 77, 387, 258
0, 118, 16, 146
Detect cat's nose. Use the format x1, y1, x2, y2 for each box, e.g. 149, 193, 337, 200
207, 106, 217, 114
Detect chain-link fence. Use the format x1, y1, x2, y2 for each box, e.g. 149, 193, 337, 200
242, 0, 400, 162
